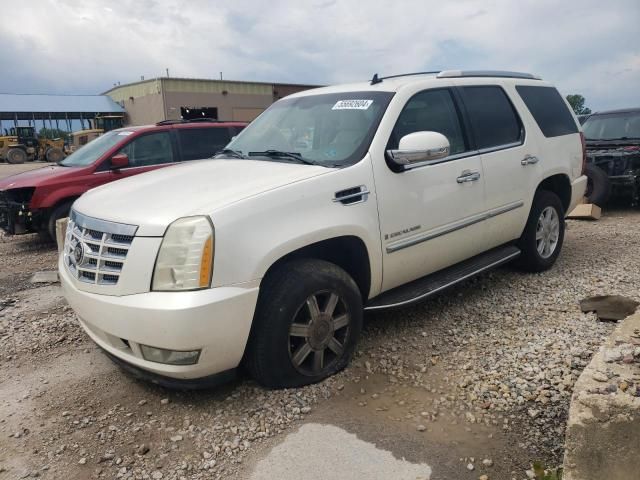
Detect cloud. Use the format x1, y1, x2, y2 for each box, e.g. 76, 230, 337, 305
0, 0, 638, 110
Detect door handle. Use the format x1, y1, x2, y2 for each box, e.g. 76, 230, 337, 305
521, 154, 539, 166
456, 170, 481, 183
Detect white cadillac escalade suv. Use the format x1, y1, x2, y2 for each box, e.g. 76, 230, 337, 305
60, 70, 587, 389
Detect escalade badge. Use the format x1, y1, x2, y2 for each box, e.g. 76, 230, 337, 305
73, 243, 84, 265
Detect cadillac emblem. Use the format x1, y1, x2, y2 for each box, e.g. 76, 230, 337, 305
73, 243, 84, 265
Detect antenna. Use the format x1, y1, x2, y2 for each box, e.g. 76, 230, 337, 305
370, 73, 382, 85
166, 68, 170, 77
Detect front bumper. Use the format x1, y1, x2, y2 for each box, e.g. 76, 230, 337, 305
59, 256, 260, 381
0, 200, 38, 235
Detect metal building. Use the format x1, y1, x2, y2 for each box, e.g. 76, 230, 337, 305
0, 93, 125, 133
104, 77, 320, 126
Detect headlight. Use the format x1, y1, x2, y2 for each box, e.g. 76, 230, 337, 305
152, 216, 214, 291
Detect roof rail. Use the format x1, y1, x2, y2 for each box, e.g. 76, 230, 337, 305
436, 70, 542, 80
370, 71, 440, 85
155, 118, 226, 126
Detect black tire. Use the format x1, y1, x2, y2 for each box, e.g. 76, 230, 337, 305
584, 164, 611, 206
42, 201, 73, 243
516, 190, 565, 272
45, 147, 64, 163
244, 259, 363, 388
6, 148, 27, 164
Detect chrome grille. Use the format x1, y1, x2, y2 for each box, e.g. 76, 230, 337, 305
63, 210, 138, 286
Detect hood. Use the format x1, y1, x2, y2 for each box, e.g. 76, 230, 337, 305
0, 165, 84, 190
73, 159, 332, 236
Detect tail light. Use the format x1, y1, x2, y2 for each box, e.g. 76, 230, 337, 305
580, 132, 587, 175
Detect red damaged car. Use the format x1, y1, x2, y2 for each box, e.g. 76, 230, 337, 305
0, 120, 246, 240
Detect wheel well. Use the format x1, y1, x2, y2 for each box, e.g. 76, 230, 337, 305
264, 236, 371, 300
537, 174, 571, 213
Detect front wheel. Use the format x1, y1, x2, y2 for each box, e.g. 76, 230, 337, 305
6, 148, 27, 164
516, 190, 565, 272
244, 259, 362, 388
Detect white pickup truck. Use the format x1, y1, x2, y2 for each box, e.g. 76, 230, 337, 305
59, 70, 587, 389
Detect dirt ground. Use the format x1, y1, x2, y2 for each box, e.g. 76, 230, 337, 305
1, 165, 639, 479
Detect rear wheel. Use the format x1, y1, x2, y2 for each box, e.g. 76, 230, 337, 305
45, 147, 64, 163
6, 148, 27, 164
584, 164, 611, 206
245, 259, 362, 388
516, 190, 565, 272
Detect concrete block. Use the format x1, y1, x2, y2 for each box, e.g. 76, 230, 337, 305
567, 203, 601, 220
563, 312, 640, 480
30, 271, 59, 283
56, 217, 69, 254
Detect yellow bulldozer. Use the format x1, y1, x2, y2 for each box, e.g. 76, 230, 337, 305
0, 126, 65, 164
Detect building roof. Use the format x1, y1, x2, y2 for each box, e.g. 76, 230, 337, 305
0, 93, 123, 120
102, 77, 320, 95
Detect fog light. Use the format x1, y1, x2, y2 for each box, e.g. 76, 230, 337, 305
140, 345, 201, 365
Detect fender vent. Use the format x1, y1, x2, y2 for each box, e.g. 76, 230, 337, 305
333, 185, 370, 205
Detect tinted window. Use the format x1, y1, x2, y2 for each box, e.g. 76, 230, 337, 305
388, 89, 467, 155
178, 128, 232, 161
118, 131, 174, 167
516, 85, 578, 138
461, 86, 522, 149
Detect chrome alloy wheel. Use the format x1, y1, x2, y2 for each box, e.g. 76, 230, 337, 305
536, 206, 560, 259
288, 291, 351, 376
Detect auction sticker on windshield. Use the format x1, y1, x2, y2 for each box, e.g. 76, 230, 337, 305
332, 99, 373, 110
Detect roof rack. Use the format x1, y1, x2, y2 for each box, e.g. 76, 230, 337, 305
436, 70, 542, 80
370, 71, 440, 85
155, 118, 228, 126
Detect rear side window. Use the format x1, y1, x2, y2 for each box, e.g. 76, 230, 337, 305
178, 128, 232, 161
460, 86, 523, 150
516, 86, 578, 137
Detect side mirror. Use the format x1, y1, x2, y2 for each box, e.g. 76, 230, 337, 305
110, 153, 129, 170
387, 131, 450, 167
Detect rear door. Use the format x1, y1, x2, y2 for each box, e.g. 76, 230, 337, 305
456, 84, 533, 247
176, 127, 233, 161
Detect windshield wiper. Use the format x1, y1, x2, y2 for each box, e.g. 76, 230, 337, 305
213, 148, 246, 159
248, 150, 318, 166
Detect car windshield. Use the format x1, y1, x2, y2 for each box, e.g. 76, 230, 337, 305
59, 131, 129, 166
583, 111, 640, 141
225, 91, 394, 167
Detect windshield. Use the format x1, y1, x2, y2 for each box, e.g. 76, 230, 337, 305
59, 130, 129, 166
226, 91, 394, 166
583, 111, 640, 140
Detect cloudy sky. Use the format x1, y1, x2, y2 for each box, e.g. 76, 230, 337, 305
2, 0, 638, 111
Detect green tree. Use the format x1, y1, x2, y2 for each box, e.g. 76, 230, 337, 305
566, 94, 592, 115
38, 127, 70, 140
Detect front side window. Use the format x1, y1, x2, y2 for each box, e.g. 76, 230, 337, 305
60, 130, 127, 167
226, 91, 394, 167
461, 86, 523, 149
178, 128, 232, 161
118, 131, 174, 167
583, 111, 640, 141
388, 88, 467, 155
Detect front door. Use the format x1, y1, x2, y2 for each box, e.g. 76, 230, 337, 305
371, 87, 489, 292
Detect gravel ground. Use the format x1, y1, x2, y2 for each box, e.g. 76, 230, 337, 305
1, 208, 639, 480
